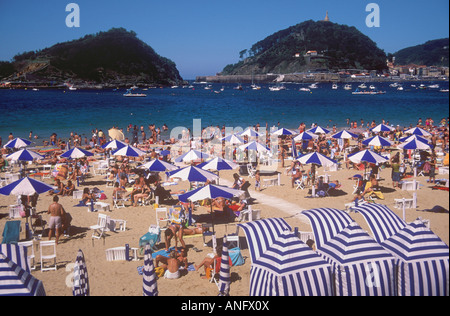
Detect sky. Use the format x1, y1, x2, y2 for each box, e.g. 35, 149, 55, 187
0, 0, 448, 79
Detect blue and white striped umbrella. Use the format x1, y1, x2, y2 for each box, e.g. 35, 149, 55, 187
239, 219, 333, 296
72, 249, 89, 296
3, 138, 32, 149
293, 131, 318, 142
272, 128, 297, 136
6, 149, 45, 162
112, 145, 146, 157
332, 130, 359, 139
140, 159, 178, 172
166, 166, 219, 183
178, 184, 244, 203
221, 134, 244, 145
371, 124, 394, 133
296, 152, 337, 168
351, 203, 406, 244
239, 141, 270, 153
101, 140, 127, 150
60, 147, 94, 159
0, 177, 56, 196
1, 244, 30, 273
143, 244, 158, 296
307, 126, 330, 134
347, 149, 389, 165
301, 208, 354, 251
399, 134, 429, 144
218, 236, 231, 296
398, 138, 431, 150
362, 135, 393, 147
239, 128, 261, 138
404, 127, 432, 137
319, 222, 396, 296
381, 219, 449, 296
200, 157, 239, 171
174, 149, 210, 163
0, 253, 46, 296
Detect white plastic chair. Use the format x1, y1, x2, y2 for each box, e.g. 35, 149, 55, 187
40, 240, 57, 272
155, 207, 169, 230
42, 165, 52, 179
90, 213, 109, 240
113, 191, 128, 209
9, 204, 23, 219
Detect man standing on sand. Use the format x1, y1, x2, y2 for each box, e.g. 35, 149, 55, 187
47, 195, 66, 245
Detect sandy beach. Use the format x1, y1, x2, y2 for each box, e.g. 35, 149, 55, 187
1, 140, 448, 297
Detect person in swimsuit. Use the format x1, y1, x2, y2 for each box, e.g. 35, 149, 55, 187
47, 196, 66, 245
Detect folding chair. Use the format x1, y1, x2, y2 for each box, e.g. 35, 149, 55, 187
40, 240, 57, 272
18, 240, 36, 270
155, 207, 169, 230
113, 191, 128, 209
294, 179, 305, 190
247, 164, 256, 178
90, 213, 109, 240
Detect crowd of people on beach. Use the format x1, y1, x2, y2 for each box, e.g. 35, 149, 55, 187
1, 115, 449, 280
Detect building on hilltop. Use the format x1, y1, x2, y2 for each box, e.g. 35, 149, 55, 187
324, 11, 330, 22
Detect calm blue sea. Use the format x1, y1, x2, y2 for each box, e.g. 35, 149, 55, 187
0, 81, 448, 144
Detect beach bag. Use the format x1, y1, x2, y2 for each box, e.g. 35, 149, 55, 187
229, 247, 245, 266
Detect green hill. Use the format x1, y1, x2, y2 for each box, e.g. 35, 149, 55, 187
2, 28, 183, 85
222, 20, 387, 75
392, 38, 449, 66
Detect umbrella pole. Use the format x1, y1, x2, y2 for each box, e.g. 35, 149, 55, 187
210, 200, 215, 232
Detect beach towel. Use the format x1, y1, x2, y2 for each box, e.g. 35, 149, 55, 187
2, 221, 21, 244
151, 247, 179, 259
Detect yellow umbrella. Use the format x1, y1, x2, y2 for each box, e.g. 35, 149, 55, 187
108, 128, 125, 141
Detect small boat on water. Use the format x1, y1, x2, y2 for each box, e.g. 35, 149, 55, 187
344, 84, 352, 90
299, 87, 311, 92
352, 88, 386, 95
308, 83, 319, 89
439, 89, 449, 93
358, 83, 367, 89
123, 88, 146, 97
369, 85, 376, 90
332, 83, 338, 90
234, 84, 243, 90
428, 84, 440, 89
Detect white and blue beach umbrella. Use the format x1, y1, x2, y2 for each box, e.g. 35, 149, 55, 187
218, 236, 231, 296
399, 134, 429, 144
239, 128, 261, 138
238, 219, 333, 296
362, 135, 393, 147
143, 244, 158, 296
347, 149, 389, 165
307, 126, 330, 134
1, 244, 31, 273
73, 249, 89, 296
112, 145, 146, 157
3, 138, 32, 149
293, 131, 318, 142
221, 134, 244, 145
332, 130, 359, 139
6, 149, 45, 162
351, 203, 407, 244
60, 147, 94, 159
404, 127, 432, 137
296, 152, 337, 168
381, 219, 449, 296
272, 128, 297, 136
0, 253, 46, 296
371, 124, 395, 133
178, 184, 244, 203
140, 159, 178, 172
319, 222, 396, 296
200, 157, 239, 172
166, 166, 219, 183
101, 140, 127, 150
398, 138, 431, 151
174, 149, 210, 163
301, 208, 354, 251
0, 177, 56, 196
239, 141, 270, 153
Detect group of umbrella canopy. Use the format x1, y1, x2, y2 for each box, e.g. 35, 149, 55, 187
238, 204, 449, 296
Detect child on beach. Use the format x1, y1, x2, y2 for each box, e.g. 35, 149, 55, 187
255, 170, 261, 191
